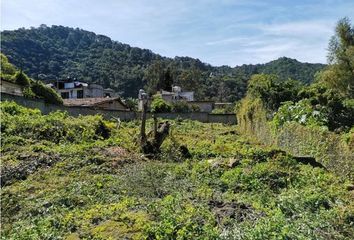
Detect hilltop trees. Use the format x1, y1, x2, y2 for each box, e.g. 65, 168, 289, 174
1, 25, 325, 100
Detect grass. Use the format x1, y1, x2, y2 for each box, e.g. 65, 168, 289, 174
1, 101, 353, 239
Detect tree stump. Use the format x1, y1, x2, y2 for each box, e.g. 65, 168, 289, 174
140, 98, 170, 155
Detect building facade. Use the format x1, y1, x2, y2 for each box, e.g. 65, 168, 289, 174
50, 80, 116, 99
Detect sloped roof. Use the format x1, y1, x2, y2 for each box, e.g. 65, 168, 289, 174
63, 97, 128, 108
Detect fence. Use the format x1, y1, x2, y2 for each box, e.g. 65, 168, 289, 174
237, 99, 353, 179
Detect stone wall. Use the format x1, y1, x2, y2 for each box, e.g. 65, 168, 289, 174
1, 93, 236, 124
1, 93, 136, 120
0, 80, 23, 96
150, 112, 236, 124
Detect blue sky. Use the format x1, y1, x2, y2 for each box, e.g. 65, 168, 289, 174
1, 0, 353, 66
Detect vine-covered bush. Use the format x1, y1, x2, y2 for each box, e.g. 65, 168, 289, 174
171, 101, 201, 112
0, 53, 17, 82
31, 80, 63, 105
14, 71, 30, 86
1, 53, 64, 105
22, 87, 36, 99
124, 97, 138, 111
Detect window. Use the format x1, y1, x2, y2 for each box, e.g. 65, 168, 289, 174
61, 92, 69, 99
77, 90, 84, 98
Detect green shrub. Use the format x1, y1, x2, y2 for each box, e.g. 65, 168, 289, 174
190, 104, 200, 112
171, 101, 190, 113
31, 80, 63, 105
124, 97, 138, 111
211, 104, 235, 114
14, 71, 30, 87
1, 101, 111, 144
0, 73, 15, 82
150, 95, 172, 113
0, 53, 17, 76
247, 74, 302, 111
272, 99, 329, 129
22, 87, 36, 99
297, 83, 354, 131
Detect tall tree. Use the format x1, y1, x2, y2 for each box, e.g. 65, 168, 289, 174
144, 60, 166, 95
319, 17, 354, 97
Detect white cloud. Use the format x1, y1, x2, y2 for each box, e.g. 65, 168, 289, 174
260, 20, 334, 37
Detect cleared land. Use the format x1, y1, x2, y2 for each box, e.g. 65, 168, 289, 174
1, 101, 353, 239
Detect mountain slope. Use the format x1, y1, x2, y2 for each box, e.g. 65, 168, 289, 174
1, 25, 325, 100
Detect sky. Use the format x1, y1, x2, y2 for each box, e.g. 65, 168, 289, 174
1, 0, 354, 67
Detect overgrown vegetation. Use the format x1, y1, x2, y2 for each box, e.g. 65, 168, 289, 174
1, 16, 353, 240
1, 101, 353, 239
236, 18, 354, 179
1, 53, 63, 105
150, 95, 200, 113
150, 95, 172, 113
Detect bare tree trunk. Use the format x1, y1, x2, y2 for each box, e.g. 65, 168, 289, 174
152, 121, 170, 150
153, 115, 158, 136
139, 102, 170, 155
140, 100, 148, 146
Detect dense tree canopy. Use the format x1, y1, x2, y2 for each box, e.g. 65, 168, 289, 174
247, 74, 303, 111
1, 25, 325, 100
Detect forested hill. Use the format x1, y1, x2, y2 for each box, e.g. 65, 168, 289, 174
1, 25, 325, 100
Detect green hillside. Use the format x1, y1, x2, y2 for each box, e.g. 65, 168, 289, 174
1, 25, 325, 100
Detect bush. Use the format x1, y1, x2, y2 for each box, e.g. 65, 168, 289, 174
247, 74, 302, 111
211, 104, 234, 114
297, 83, 354, 131
14, 71, 30, 87
124, 97, 138, 111
171, 101, 190, 113
272, 99, 329, 129
0, 53, 17, 82
150, 96, 172, 113
190, 104, 200, 112
31, 81, 63, 105
22, 87, 36, 99
1, 101, 111, 144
